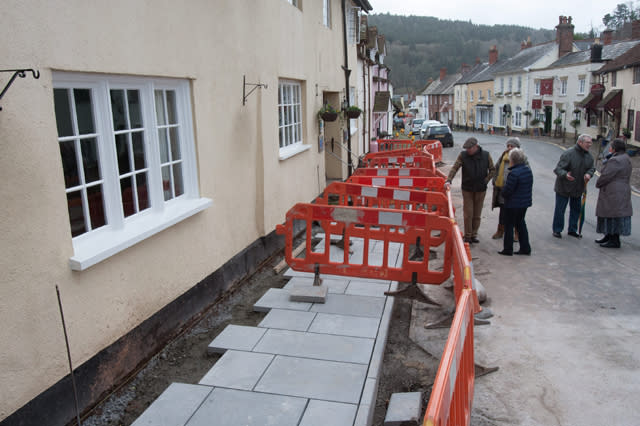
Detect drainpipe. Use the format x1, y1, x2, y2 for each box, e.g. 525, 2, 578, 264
342, 0, 353, 176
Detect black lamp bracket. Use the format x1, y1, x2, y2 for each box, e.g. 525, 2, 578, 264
242, 75, 267, 105
0, 68, 40, 111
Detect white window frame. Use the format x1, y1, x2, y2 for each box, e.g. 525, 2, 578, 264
487, 90, 491, 101
578, 76, 586, 94
323, 0, 331, 27
346, 3, 361, 44
470, 90, 474, 102
560, 78, 568, 96
514, 106, 522, 127
278, 79, 308, 160
53, 72, 211, 271
517, 75, 522, 93
534, 80, 541, 95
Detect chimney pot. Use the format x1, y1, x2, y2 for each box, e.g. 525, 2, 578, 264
489, 46, 499, 64
632, 20, 640, 39
556, 15, 575, 57
439, 67, 447, 80
602, 29, 613, 45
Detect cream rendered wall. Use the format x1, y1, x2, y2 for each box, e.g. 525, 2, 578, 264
0, 0, 349, 419
618, 69, 640, 147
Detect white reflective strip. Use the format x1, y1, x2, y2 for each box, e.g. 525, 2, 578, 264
388, 157, 397, 162
361, 186, 378, 198
393, 189, 411, 201
372, 177, 386, 187
332, 207, 359, 223
379, 211, 403, 226
399, 169, 410, 176
377, 169, 389, 176
405, 156, 414, 162
399, 178, 413, 187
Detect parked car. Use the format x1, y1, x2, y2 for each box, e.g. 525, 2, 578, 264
419, 120, 442, 139
422, 124, 454, 147
409, 119, 424, 135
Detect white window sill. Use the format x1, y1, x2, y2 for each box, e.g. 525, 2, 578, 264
279, 143, 311, 161
69, 197, 212, 271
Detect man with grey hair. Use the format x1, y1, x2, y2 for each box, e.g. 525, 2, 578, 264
552, 134, 595, 238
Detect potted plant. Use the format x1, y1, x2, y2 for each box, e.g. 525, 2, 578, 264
553, 117, 562, 137
318, 103, 338, 122
343, 105, 362, 119
570, 119, 580, 141
622, 127, 632, 139
523, 110, 532, 134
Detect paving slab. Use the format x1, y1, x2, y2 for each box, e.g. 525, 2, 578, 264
298, 400, 357, 426
185, 387, 307, 426
199, 350, 274, 390
345, 280, 390, 297
308, 312, 380, 338
289, 283, 328, 303
284, 276, 350, 294
384, 392, 422, 426
258, 308, 316, 331
253, 288, 313, 312
252, 328, 374, 364
254, 355, 368, 403
207, 324, 267, 354
310, 293, 386, 318
130, 383, 212, 426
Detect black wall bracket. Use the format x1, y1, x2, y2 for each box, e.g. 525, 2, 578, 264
0, 68, 40, 111
242, 75, 267, 106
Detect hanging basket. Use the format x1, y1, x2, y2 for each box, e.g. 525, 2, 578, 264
345, 110, 361, 119
321, 112, 338, 122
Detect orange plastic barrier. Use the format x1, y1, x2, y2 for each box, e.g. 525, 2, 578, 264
317, 182, 451, 216
416, 140, 443, 163
363, 155, 438, 173
365, 147, 426, 160
377, 139, 415, 151
352, 167, 435, 177
348, 175, 446, 192
423, 288, 475, 426
275, 203, 453, 284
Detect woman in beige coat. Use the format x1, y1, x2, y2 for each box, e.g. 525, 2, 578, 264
595, 139, 633, 248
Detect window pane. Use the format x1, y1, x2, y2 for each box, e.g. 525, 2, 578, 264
170, 127, 181, 160
120, 176, 135, 217
162, 165, 172, 201
74, 89, 95, 134
67, 190, 86, 237
136, 173, 150, 211
155, 90, 166, 125
59, 140, 79, 188
132, 131, 146, 170
115, 133, 131, 175
54, 89, 74, 137
173, 162, 184, 197
87, 184, 106, 230
166, 90, 177, 124
127, 89, 142, 128
110, 89, 127, 131
158, 128, 169, 163
81, 138, 101, 183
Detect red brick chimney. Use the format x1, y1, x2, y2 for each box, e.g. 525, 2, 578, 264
632, 20, 640, 39
527, 36, 532, 48
460, 63, 471, 74
556, 15, 575, 57
439, 67, 447, 81
602, 29, 613, 45
521, 40, 527, 50
489, 45, 498, 64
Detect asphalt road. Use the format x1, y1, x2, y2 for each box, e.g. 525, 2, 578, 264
441, 131, 640, 426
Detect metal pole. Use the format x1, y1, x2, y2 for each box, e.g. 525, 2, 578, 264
341, 0, 353, 177
56, 285, 82, 426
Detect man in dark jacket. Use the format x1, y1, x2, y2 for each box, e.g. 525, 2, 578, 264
499, 148, 533, 255
445, 137, 495, 243
552, 134, 595, 238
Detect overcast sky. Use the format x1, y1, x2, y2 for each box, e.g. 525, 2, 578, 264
367, 0, 625, 34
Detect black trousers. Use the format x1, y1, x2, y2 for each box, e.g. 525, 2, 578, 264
503, 207, 531, 254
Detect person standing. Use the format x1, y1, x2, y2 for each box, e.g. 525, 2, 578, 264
594, 139, 633, 248
491, 137, 521, 239
498, 148, 533, 256
444, 137, 495, 243
552, 134, 595, 238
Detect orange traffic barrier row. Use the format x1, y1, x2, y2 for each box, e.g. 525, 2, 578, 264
375, 139, 443, 164
347, 175, 447, 193
275, 203, 453, 284
362, 155, 438, 173
377, 139, 415, 151
423, 288, 476, 426
416, 140, 443, 163
364, 147, 428, 160
352, 167, 436, 177
316, 182, 451, 216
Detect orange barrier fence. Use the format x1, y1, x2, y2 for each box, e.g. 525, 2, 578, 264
347, 175, 446, 193
377, 139, 415, 151
365, 147, 427, 160
352, 167, 435, 177
423, 288, 475, 426
317, 182, 451, 216
363, 155, 439, 174
275, 203, 453, 284
375, 139, 443, 164
416, 140, 443, 163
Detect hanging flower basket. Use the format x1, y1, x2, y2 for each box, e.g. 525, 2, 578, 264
344, 106, 362, 119
320, 111, 338, 122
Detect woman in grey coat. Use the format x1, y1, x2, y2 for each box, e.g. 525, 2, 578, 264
595, 139, 633, 248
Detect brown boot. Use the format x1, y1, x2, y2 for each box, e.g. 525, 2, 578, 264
514, 228, 519, 242
492, 224, 504, 239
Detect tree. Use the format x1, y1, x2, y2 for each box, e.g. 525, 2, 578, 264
603, 3, 640, 29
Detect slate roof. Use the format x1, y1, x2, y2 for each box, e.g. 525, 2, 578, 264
548, 39, 640, 68
424, 73, 462, 95
456, 63, 490, 84
492, 41, 557, 75
596, 42, 640, 74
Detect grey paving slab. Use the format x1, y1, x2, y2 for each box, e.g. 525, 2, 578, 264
185, 387, 307, 426
254, 355, 368, 404
354, 377, 378, 426
345, 280, 390, 297
289, 284, 328, 303
258, 308, 316, 331
308, 312, 380, 339
253, 328, 374, 364
284, 276, 349, 294
310, 293, 386, 318
199, 350, 274, 390
299, 400, 357, 426
368, 293, 395, 380
253, 288, 313, 312
384, 392, 422, 426
131, 383, 212, 426
207, 324, 266, 354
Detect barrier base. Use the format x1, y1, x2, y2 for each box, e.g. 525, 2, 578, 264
289, 284, 328, 303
